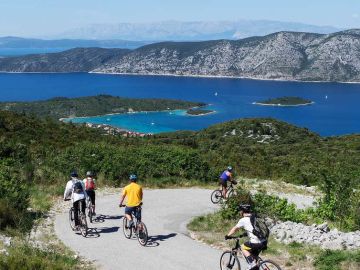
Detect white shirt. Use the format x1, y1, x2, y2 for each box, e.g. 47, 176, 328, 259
235, 216, 261, 244
63, 177, 87, 203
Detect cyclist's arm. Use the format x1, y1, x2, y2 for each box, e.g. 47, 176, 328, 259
63, 181, 72, 200
119, 194, 126, 206
226, 225, 240, 237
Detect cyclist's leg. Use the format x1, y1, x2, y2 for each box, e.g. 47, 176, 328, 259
241, 242, 257, 269
221, 180, 228, 198
124, 206, 135, 227
73, 200, 80, 226
80, 199, 86, 214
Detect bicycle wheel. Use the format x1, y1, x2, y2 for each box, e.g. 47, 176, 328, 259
79, 213, 88, 237
220, 251, 241, 270
69, 207, 76, 231
211, 190, 223, 204
258, 260, 282, 270
137, 222, 148, 246
88, 202, 93, 223
122, 217, 132, 239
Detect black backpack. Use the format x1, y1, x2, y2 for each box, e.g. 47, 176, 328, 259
73, 181, 84, 194
250, 214, 270, 241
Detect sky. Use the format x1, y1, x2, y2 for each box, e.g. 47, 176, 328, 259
0, 0, 359, 37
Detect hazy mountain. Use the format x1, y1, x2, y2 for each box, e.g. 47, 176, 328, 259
0, 36, 151, 49
2, 30, 360, 82
58, 20, 340, 41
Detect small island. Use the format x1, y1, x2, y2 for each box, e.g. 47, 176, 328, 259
253, 96, 314, 106
186, 108, 215, 116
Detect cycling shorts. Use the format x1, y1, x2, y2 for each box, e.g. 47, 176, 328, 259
125, 206, 142, 221
219, 178, 228, 188
86, 189, 95, 205
242, 241, 267, 256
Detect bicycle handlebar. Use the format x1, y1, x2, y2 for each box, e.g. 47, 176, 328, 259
225, 233, 246, 240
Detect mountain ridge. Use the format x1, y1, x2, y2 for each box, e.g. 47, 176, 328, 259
1, 29, 360, 82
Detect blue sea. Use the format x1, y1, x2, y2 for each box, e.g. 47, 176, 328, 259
0, 72, 359, 136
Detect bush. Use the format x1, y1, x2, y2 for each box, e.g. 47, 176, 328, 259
0, 159, 30, 230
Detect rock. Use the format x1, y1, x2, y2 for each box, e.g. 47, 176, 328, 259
317, 222, 330, 232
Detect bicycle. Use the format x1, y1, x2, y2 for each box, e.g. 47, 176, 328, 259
220, 235, 282, 270
68, 199, 88, 237
120, 204, 148, 246
211, 181, 237, 204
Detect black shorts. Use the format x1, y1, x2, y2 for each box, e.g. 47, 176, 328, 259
125, 206, 142, 221
219, 179, 228, 188
86, 189, 95, 205
242, 241, 267, 256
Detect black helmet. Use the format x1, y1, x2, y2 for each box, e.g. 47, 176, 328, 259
70, 171, 78, 177
238, 204, 251, 212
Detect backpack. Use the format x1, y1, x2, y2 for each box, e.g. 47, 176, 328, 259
73, 181, 84, 194
250, 214, 270, 241
85, 177, 95, 190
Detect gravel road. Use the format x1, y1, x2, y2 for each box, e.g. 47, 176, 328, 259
54, 188, 315, 270
55, 189, 247, 270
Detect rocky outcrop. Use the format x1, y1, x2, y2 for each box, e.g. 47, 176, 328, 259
269, 220, 360, 250
2, 30, 360, 82
94, 30, 360, 82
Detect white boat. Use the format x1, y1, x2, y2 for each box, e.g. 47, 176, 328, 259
325, 95, 328, 99
214, 92, 218, 96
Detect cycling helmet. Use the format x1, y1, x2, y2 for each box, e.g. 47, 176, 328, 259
86, 171, 93, 177
129, 174, 137, 181
238, 204, 251, 212
227, 166, 233, 172
70, 171, 78, 177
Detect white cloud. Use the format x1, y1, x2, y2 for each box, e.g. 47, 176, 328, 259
352, 13, 359, 19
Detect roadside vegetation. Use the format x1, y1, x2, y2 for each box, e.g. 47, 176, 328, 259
0, 106, 359, 268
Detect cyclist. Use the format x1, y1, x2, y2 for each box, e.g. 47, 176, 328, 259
64, 171, 87, 230
219, 166, 236, 199
119, 174, 143, 229
83, 171, 96, 216
225, 204, 267, 270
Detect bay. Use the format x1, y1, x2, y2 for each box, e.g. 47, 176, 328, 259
0, 72, 359, 136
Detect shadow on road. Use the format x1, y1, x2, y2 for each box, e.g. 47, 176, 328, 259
86, 226, 120, 238
94, 214, 123, 223
146, 233, 177, 247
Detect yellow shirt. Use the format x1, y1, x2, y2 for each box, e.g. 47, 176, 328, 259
122, 182, 143, 207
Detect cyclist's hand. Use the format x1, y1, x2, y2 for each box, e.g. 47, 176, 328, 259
119, 204, 125, 208
225, 235, 231, 240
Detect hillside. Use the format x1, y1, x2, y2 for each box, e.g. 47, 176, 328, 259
0, 47, 129, 72
1, 30, 360, 81
0, 95, 205, 119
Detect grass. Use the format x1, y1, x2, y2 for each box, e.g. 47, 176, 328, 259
0, 244, 83, 270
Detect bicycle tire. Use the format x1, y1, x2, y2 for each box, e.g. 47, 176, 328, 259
88, 202, 93, 223
122, 217, 132, 239
258, 260, 282, 270
220, 251, 241, 270
69, 207, 76, 231
211, 190, 223, 204
137, 222, 148, 246
80, 213, 88, 237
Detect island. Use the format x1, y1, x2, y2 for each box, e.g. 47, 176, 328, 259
0, 95, 207, 120
253, 96, 314, 106
186, 108, 215, 116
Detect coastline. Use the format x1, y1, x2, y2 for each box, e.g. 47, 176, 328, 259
186, 110, 216, 117
252, 101, 315, 107
1, 70, 359, 84
89, 71, 360, 85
